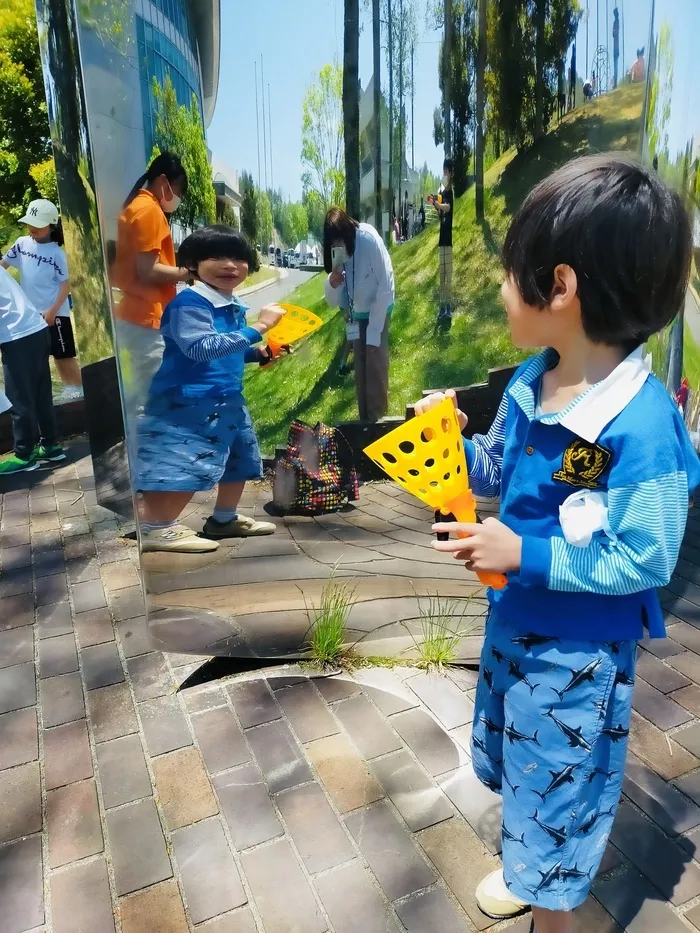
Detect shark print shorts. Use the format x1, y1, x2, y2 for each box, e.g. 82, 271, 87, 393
471, 613, 636, 912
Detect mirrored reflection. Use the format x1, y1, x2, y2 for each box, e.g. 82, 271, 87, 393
42, 0, 699, 660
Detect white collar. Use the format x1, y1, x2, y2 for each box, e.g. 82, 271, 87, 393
189, 280, 245, 310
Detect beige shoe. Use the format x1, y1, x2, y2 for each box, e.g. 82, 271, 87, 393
141, 524, 219, 553
475, 869, 529, 919
202, 514, 276, 538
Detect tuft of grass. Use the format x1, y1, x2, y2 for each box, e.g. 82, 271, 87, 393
303, 568, 357, 669
406, 592, 477, 672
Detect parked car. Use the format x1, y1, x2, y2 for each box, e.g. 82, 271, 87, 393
288, 251, 298, 269
276, 247, 283, 267
282, 251, 289, 268
268, 245, 275, 265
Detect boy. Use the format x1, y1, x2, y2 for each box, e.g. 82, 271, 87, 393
427, 158, 454, 322
0, 265, 63, 474
134, 226, 284, 553
416, 155, 699, 933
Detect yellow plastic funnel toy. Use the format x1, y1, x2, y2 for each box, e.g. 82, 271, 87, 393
265, 303, 324, 357
363, 397, 507, 590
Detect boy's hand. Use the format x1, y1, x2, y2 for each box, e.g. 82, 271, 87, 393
414, 388, 468, 432
432, 518, 522, 574
42, 309, 57, 326
329, 268, 345, 288
255, 303, 286, 334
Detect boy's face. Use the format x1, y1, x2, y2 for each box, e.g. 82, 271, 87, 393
501, 275, 554, 349
198, 257, 249, 294
26, 224, 51, 242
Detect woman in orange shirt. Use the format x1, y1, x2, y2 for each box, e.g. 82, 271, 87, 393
112, 152, 190, 415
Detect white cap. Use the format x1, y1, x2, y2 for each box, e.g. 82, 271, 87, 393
19, 199, 59, 226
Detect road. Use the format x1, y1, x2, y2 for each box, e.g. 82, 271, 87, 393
685, 287, 700, 348
243, 268, 318, 319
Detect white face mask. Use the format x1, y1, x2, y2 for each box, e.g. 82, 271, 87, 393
442, 174, 449, 187
160, 182, 181, 213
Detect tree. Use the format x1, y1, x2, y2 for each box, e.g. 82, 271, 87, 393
475, 0, 486, 219
436, 1, 475, 196
301, 63, 345, 209
646, 22, 675, 163
216, 202, 239, 229
0, 0, 52, 220
151, 75, 216, 230
382, 0, 418, 211
343, 0, 361, 219
303, 189, 326, 241
240, 171, 259, 245
534, 0, 546, 140
256, 189, 274, 252
372, 0, 383, 232
284, 202, 309, 247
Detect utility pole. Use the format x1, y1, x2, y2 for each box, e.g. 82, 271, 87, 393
268, 83, 274, 194
254, 60, 261, 189
388, 0, 394, 221
398, 0, 404, 209
261, 56, 268, 192
585, 0, 589, 79
411, 44, 414, 170
443, 0, 452, 158
372, 0, 382, 234
620, 0, 625, 78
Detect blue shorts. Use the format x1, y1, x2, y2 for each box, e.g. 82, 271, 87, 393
135, 393, 263, 492
471, 614, 636, 912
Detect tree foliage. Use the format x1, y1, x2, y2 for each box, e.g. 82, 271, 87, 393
151, 75, 216, 230
438, 0, 476, 196
301, 63, 345, 209
240, 171, 259, 245
256, 189, 274, 251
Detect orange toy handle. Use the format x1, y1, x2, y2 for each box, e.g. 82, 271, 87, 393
442, 491, 508, 591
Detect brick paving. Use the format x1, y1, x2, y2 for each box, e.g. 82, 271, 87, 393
4, 440, 700, 931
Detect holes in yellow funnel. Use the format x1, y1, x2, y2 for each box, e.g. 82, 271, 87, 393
441, 418, 452, 434
383, 452, 397, 463
408, 469, 420, 476
424, 458, 435, 468
399, 440, 415, 455
421, 427, 435, 443
442, 448, 450, 459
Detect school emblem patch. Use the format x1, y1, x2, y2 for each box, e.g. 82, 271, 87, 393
552, 439, 612, 489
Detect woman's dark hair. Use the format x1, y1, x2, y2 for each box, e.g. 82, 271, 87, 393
443, 158, 454, 174
178, 225, 259, 274
50, 218, 64, 246
124, 151, 188, 208
502, 154, 691, 352
323, 207, 359, 273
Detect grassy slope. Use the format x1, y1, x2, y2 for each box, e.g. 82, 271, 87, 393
245, 84, 644, 454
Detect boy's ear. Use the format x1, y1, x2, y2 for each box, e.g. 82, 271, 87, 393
549, 263, 578, 311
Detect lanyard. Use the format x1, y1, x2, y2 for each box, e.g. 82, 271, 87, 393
343, 256, 356, 322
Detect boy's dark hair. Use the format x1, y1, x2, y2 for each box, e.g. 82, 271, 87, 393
50, 218, 64, 246
323, 207, 359, 273
502, 154, 691, 351
443, 158, 454, 174
124, 151, 188, 207
178, 225, 259, 274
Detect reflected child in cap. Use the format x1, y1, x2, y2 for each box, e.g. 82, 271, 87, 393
134, 226, 286, 553
414, 155, 700, 933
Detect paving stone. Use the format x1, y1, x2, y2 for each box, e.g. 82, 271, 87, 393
47, 778, 103, 867
88, 681, 138, 742
311, 674, 361, 703
73, 607, 114, 647
66, 555, 102, 583
2, 544, 31, 571
247, 718, 313, 793
35, 571, 68, 606
152, 746, 218, 830
593, 860, 691, 932
182, 685, 227, 713
241, 838, 327, 933
213, 763, 284, 849
391, 708, 463, 777
405, 672, 474, 730
119, 879, 188, 933
191, 705, 249, 773
70, 578, 107, 613
138, 694, 192, 757
107, 798, 173, 896
115, 616, 151, 657
1, 524, 31, 548
333, 693, 402, 759
632, 678, 692, 730
0, 625, 33, 670
609, 801, 700, 905
276, 681, 340, 743
0, 661, 36, 715
345, 801, 436, 901
0, 707, 37, 769
635, 651, 691, 693
36, 601, 72, 638
39, 633, 78, 678
669, 651, 700, 684
126, 652, 173, 700
674, 723, 700, 758
673, 770, 700, 809
63, 534, 96, 560
671, 684, 700, 717
172, 818, 246, 923
1, 592, 34, 630
315, 860, 401, 933
306, 733, 383, 813
267, 671, 308, 691
101, 559, 140, 592
665, 621, 700, 655
228, 678, 282, 728
44, 719, 92, 790
0, 760, 41, 843
419, 818, 500, 931
0, 836, 44, 933
396, 887, 471, 933
109, 584, 145, 621
51, 856, 115, 933
437, 764, 504, 853
81, 641, 124, 689
628, 710, 699, 780
96, 734, 152, 808
277, 782, 354, 873
370, 749, 453, 832
353, 667, 419, 715
623, 755, 700, 836
2, 567, 33, 596
200, 909, 258, 933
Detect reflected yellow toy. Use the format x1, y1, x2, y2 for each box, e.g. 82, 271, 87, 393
363, 397, 507, 590
265, 303, 323, 357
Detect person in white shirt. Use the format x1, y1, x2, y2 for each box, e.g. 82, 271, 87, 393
323, 208, 395, 422
2, 199, 83, 403
0, 266, 63, 473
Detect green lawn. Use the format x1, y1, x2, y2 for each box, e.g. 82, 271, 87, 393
246, 84, 645, 454
242, 265, 278, 290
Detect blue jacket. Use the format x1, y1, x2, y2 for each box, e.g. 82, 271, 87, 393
149, 281, 262, 399
466, 348, 700, 641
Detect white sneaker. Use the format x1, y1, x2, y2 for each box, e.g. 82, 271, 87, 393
475, 869, 529, 919
141, 524, 219, 553
55, 386, 84, 404
202, 514, 276, 538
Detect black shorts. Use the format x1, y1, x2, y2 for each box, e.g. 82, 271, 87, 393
49, 317, 76, 359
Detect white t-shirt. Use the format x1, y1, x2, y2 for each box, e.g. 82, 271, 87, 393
0, 266, 48, 344
3, 236, 71, 317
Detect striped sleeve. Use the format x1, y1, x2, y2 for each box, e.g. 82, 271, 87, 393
167, 303, 261, 362
520, 471, 689, 594
463, 394, 508, 499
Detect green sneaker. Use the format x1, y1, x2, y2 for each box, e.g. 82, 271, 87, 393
0, 453, 39, 474
34, 444, 66, 463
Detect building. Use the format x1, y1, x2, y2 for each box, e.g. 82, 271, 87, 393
211, 155, 242, 228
